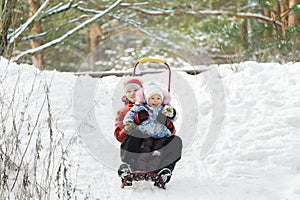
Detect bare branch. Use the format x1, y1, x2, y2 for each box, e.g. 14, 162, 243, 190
22, 14, 90, 41
127, 7, 283, 26
10, 75, 47, 191
13, 0, 123, 61
8, 0, 50, 44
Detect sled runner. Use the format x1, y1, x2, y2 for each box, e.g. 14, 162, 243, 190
121, 171, 166, 189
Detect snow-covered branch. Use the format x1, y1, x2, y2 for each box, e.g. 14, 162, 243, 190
23, 32, 48, 41
21, 14, 90, 42
45, 0, 88, 16
128, 7, 283, 26
111, 13, 182, 50
46, 0, 73, 16
8, 0, 50, 44
13, 0, 123, 61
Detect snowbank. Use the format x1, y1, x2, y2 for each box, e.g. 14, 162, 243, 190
0, 57, 299, 200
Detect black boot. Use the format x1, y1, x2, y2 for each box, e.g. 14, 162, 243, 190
118, 164, 132, 186
154, 168, 172, 188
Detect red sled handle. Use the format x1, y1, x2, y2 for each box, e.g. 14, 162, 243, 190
133, 58, 171, 92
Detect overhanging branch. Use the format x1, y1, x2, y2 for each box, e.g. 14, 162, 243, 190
128, 7, 283, 26
8, 0, 50, 44
13, 0, 123, 61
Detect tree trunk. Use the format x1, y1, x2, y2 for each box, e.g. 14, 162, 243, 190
0, 0, 17, 57
280, 0, 289, 37
241, 19, 249, 49
271, 1, 282, 36
288, 0, 300, 26
263, 7, 272, 39
88, 22, 102, 71
289, 0, 300, 42
209, 0, 213, 10
236, 1, 249, 50
29, 0, 45, 70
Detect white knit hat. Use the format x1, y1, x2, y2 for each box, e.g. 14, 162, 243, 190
144, 83, 164, 103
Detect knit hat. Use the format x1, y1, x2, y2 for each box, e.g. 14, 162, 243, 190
143, 83, 164, 103
124, 79, 143, 92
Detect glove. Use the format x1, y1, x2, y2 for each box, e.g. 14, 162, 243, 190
162, 105, 175, 118
134, 110, 149, 125
123, 122, 136, 132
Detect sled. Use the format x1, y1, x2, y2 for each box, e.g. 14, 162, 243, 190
120, 58, 171, 190
121, 171, 166, 189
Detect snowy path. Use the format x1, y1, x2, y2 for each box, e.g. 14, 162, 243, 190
70, 62, 300, 200
1, 58, 300, 199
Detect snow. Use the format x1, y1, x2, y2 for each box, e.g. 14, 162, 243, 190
1, 56, 300, 199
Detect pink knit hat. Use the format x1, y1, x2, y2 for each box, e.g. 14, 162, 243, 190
123, 79, 143, 92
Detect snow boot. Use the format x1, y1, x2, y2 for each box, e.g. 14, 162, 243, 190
118, 163, 132, 186
154, 168, 172, 188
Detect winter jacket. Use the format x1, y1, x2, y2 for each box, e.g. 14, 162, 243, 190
114, 98, 134, 142
123, 104, 174, 138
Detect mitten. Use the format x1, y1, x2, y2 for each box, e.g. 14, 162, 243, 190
123, 122, 136, 132
165, 119, 175, 133
156, 110, 167, 125
134, 110, 149, 124
162, 105, 174, 118
117, 129, 127, 142
157, 111, 175, 132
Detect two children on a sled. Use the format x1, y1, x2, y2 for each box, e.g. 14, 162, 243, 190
114, 79, 182, 188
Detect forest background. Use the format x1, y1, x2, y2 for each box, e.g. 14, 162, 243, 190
0, 0, 300, 71
1, 1, 300, 199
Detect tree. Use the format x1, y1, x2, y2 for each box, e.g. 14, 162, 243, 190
1, 0, 300, 70
289, 0, 300, 25
29, 0, 45, 69
3, 0, 122, 70
0, 0, 17, 57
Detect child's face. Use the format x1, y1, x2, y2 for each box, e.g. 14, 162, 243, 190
148, 94, 162, 108
126, 87, 139, 103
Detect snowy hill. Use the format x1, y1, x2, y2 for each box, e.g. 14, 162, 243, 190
0, 57, 300, 200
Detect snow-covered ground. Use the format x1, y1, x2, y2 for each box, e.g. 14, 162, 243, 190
1, 57, 300, 200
